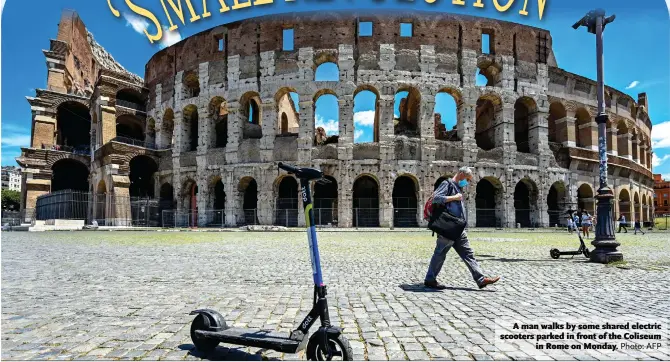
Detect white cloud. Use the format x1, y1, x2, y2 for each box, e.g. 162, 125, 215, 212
663, 174, 670, 181
652, 154, 670, 168
354, 110, 376, 127
1, 134, 30, 147
625, 81, 639, 89
123, 12, 181, 49
354, 129, 365, 142
315, 115, 339, 135
651, 121, 670, 149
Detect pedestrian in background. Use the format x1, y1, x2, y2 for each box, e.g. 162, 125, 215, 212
634, 219, 645, 235
617, 215, 628, 233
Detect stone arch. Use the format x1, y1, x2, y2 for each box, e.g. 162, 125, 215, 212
183, 70, 200, 98
577, 183, 596, 216
352, 174, 379, 227
275, 88, 299, 136
547, 102, 567, 144
162, 108, 175, 148
313, 175, 338, 226
547, 181, 569, 227
55, 101, 91, 150
181, 178, 198, 225
514, 177, 539, 228
159, 182, 175, 226
631, 129, 640, 162
209, 96, 228, 149
475, 176, 504, 227
616, 119, 630, 157
314, 89, 339, 144
238, 176, 258, 225
116, 88, 146, 111
182, 104, 199, 152
274, 175, 299, 226
475, 93, 503, 150
475, 57, 502, 87
394, 86, 421, 137
435, 88, 462, 141
314, 53, 339, 82
129, 155, 158, 198
51, 158, 89, 193
116, 114, 145, 141
353, 85, 380, 144
146, 117, 156, 142
514, 97, 538, 153
205, 175, 226, 226
392, 174, 420, 227
241, 92, 262, 139
574, 107, 593, 149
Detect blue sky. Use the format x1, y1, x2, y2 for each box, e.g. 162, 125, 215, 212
1, 0, 669, 177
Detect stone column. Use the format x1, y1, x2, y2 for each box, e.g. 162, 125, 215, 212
297, 180, 305, 227
260, 101, 274, 162
197, 177, 208, 226
420, 96, 436, 162
173, 109, 184, 155
298, 96, 314, 164
639, 144, 648, 168
556, 116, 576, 147
632, 137, 640, 164
578, 121, 599, 151
258, 173, 273, 225
112, 181, 131, 227
226, 104, 241, 164
378, 97, 395, 164
338, 97, 354, 161
99, 96, 117, 145
500, 104, 516, 164
528, 109, 548, 156
459, 93, 478, 163
338, 175, 353, 227
380, 174, 393, 228
31, 111, 56, 148
607, 126, 618, 156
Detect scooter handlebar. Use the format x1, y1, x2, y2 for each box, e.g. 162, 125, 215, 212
278, 162, 299, 174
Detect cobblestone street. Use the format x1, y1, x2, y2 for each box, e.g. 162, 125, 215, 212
2, 231, 669, 361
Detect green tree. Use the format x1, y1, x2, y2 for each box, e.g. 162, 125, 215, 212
1, 190, 21, 211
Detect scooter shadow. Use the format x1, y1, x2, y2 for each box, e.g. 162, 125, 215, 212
179, 344, 282, 361
399, 283, 495, 293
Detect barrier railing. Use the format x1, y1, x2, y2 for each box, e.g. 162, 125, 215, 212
112, 136, 157, 150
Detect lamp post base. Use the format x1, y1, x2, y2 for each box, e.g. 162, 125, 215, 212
590, 186, 623, 264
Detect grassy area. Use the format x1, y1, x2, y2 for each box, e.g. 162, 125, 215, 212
654, 216, 670, 230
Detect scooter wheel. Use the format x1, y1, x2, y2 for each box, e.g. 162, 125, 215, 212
583, 248, 591, 258
306, 333, 353, 361
190, 314, 219, 354
550, 248, 560, 259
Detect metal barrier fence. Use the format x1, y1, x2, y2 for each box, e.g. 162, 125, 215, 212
1, 210, 22, 226
35, 190, 90, 221
112, 136, 157, 150
393, 208, 418, 227
475, 209, 503, 228
353, 208, 380, 227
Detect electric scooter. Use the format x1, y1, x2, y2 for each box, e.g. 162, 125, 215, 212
189, 162, 353, 361
550, 209, 590, 259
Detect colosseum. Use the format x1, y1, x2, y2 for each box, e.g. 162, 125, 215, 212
17, 10, 656, 229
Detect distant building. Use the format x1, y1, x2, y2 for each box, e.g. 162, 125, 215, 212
654, 174, 670, 216
1, 166, 22, 192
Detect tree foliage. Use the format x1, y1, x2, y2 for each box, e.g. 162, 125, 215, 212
1, 190, 21, 210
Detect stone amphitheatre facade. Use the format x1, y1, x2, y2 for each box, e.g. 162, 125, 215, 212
17, 10, 655, 228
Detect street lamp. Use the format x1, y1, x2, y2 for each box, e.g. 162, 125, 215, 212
572, 9, 622, 263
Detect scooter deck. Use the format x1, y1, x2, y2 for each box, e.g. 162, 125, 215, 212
195, 328, 303, 353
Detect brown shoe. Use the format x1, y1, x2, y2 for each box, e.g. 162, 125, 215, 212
478, 276, 500, 289
424, 280, 448, 290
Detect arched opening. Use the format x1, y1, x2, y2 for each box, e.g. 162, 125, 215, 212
394, 87, 420, 137
146, 117, 156, 143
239, 177, 258, 225
434, 91, 459, 141
116, 88, 146, 112
209, 97, 228, 149
241, 92, 262, 139
314, 92, 339, 145
514, 98, 536, 153
577, 184, 595, 217
353, 175, 379, 227
275, 176, 299, 227
162, 109, 175, 149
547, 102, 567, 144
129, 156, 157, 198
182, 105, 199, 152
56, 102, 90, 150
434, 176, 450, 191
514, 179, 538, 228
475, 96, 501, 151
475, 60, 501, 87
634, 192, 641, 222
51, 159, 88, 192
276, 90, 299, 136
618, 189, 631, 223
547, 182, 568, 227
183, 71, 200, 98
476, 178, 502, 227
313, 176, 338, 226
631, 131, 640, 162
206, 178, 226, 227
182, 179, 198, 227
393, 176, 418, 227
315, 62, 339, 82
116, 115, 145, 141
159, 183, 174, 226
353, 88, 379, 144
575, 108, 593, 149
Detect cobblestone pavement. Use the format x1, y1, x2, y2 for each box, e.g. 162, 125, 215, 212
2, 231, 669, 361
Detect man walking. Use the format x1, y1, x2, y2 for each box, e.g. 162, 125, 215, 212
633, 219, 645, 235
424, 167, 500, 290
617, 215, 628, 233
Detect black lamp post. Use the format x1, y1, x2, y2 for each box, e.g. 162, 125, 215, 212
572, 9, 623, 263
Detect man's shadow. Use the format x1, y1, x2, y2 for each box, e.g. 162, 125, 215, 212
398, 283, 496, 293
179, 344, 282, 361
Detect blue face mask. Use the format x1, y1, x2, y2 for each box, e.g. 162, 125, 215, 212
458, 179, 469, 188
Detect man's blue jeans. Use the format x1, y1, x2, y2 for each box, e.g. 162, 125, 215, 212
425, 232, 484, 284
